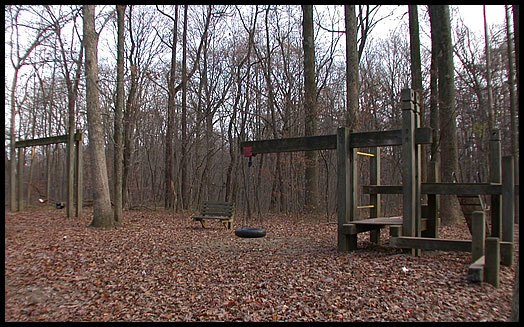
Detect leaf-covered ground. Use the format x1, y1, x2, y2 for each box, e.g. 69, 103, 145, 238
5, 206, 518, 322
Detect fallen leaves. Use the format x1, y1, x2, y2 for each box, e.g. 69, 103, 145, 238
4, 207, 518, 322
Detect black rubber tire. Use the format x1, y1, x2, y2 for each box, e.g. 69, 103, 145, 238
234, 227, 266, 238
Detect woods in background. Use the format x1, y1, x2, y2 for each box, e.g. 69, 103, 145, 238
5, 5, 519, 222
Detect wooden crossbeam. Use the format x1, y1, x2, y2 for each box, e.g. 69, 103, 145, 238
363, 183, 505, 195
15, 132, 82, 148
240, 128, 432, 155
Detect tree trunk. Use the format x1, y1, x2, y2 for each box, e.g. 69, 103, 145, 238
114, 5, 126, 225
429, 5, 462, 225
180, 5, 189, 210
483, 6, 495, 132
302, 5, 319, 213
345, 5, 359, 130
165, 5, 178, 210
84, 5, 114, 228
409, 5, 427, 184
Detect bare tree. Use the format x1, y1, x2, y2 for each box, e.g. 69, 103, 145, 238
429, 5, 462, 225
302, 5, 319, 213
113, 5, 126, 224
6, 6, 53, 212
83, 5, 115, 227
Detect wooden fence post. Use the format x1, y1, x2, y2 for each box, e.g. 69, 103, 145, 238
501, 156, 514, 266
401, 88, 420, 256
337, 127, 355, 251
17, 148, 24, 212
369, 147, 381, 244
489, 129, 502, 238
485, 237, 500, 288
471, 211, 485, 262
75, 131, 83, 218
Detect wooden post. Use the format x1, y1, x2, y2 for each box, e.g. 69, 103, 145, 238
489, 129, 502, 238
369, 147, 381, 244
337, 128, 355, 251
501, 156, 514, 266
485, 237, 500, 288
471, 211, 486, 262
17, 148, 24, 211
401, 88, 419, 255
423, 160, 439, 238
75, 131, 83, 218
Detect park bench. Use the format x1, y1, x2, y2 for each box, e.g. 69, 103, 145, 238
192, 201, 233, 230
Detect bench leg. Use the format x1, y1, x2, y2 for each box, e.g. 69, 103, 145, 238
200, 220, 207, 228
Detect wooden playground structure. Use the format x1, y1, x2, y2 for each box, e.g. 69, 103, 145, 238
12, 130, 84, 218
241, 88, 518, 287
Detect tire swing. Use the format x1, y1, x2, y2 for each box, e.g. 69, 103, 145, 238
235, 148, 266, 238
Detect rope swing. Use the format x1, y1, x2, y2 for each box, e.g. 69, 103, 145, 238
235, 149, 266, 238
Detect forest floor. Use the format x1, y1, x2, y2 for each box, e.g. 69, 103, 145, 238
5, 206, 519, 322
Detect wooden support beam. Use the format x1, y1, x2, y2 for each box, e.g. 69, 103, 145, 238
485, 237, 500, 288
471, 211, 486, 262
337, 128, 352, 251
489, 129, 502, 238
240, 128, 432, 155
401, 88, 418, 256
75, 134, 83, 218
501, 156, 514, 266
15, 132, 82, 148
363, 183, 504, 195
390, 236, 472, 252
390, 236, 512, 255
17, 148, 24, 211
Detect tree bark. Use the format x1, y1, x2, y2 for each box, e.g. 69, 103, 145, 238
84, 5, 115, 228
164, 5, 178, 210
114, 5, 126, 225
409, 5, 427, 184
429, 5, 462, 225
302, 5, 319, 213
345, 5, 359, 130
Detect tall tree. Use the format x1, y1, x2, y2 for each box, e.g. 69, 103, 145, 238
302, 5, 319, 213
159, 5, 179, 210
408, 5, 427, 183
429, 5, 462, 225
7, 6, 52, 212
83, 5, 115, 228
483, 6, 495, 132
113, 5, 126, 225
180, 5, 189, 210
345, 5, 359, 130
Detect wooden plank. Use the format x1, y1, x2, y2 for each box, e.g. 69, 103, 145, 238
15, 132, 83, 148
421, 183, 502, 195
390, 236, 472, 252
240, 128, 432, 155
364, 183, 504, 195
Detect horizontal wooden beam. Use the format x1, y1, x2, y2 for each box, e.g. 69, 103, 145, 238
390, 236, 512, 253
241, 134, 337, 154
15, 132, 82, 148
363, 183, 505, 195
390, 236, 473, 252
241, 127, 432, 155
